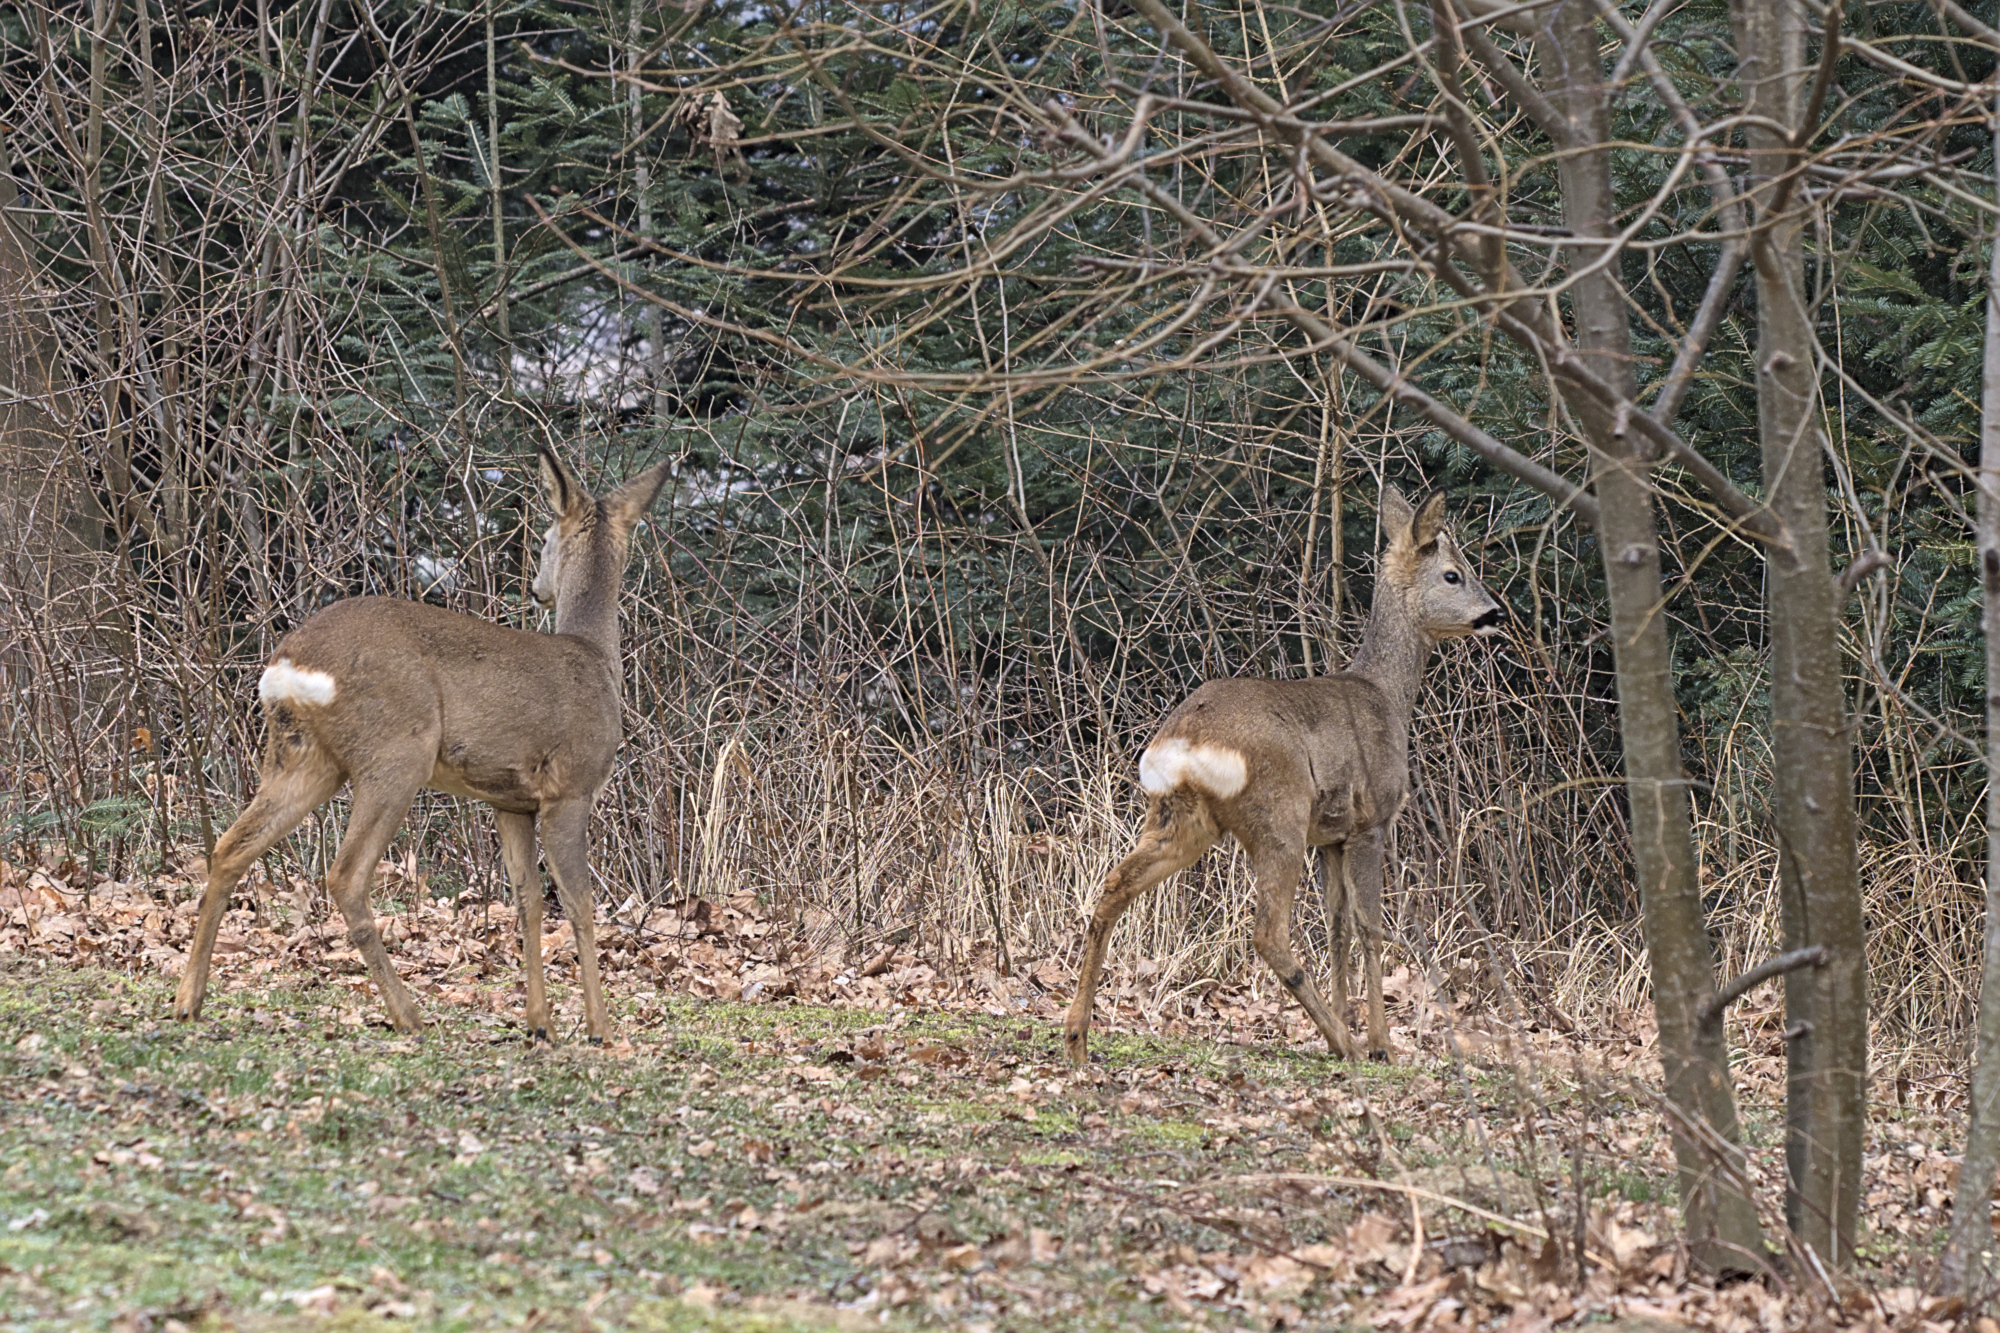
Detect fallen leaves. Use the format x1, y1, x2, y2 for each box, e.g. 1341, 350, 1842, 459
0, 861, 1485, 1071
0, 854, 1975, 1333
239, 1199, 289, 1245
90, 1144, 164, 1172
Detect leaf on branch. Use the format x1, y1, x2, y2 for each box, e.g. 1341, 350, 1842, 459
677, 91, 745, 176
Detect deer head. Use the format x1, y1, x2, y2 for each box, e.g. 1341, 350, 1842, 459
530, 447, 672, 643
1378, 487, 1505, 641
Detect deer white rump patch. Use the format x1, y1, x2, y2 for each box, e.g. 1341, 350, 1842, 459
1139, 738, 1247, 798
258, 658, 338, 708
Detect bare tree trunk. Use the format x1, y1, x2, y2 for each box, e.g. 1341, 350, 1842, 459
1534, 0, 1766, 1272
0, 129, 105, 649
1937, 88, 2000, 1300
1730, 0, 1867, 1268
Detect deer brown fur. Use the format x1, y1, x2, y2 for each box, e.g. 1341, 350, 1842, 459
1063, 488, 1504, 1066
172, 448, 670, 1042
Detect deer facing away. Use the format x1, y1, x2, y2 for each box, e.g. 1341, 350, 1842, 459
172, 448, 670, 1042
1063, 488, 1504, 1066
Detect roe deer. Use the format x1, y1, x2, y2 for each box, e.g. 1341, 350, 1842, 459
1063, 488, 1504, 1066
172, 448, 670, 1042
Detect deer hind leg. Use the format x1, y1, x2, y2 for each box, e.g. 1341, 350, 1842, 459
325, 759, 430, 1035
541, 798, 611, 1044
494, 810, 548, 1041
1250, 835, 1361, 1060
175, 718, 342, 1022
1064, 789, 1217, 1069
1346, 828, 1393, 1062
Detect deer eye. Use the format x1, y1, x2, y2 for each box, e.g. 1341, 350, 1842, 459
1444, 570, 1462, 585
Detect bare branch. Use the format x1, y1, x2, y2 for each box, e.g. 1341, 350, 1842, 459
1047, 108, 1604, 524
1647, 240, 1748, 426
1836, 548, 1891, 600
1448, 0, 1577, 148
1761, 7, 1842, 222
1591, 0, 1752, 427
1428, 0, 1509, 285
1124, 0, 1781, 545
1609, 0, 1680, 87
1699, 947, 1829, 1031
1929, 0, 2000, 51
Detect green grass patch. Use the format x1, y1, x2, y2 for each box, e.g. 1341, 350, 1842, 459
5, 959, 1450, 1331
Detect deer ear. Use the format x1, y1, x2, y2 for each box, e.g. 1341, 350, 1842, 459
1412, 489, 1449, 550
1381, 487, 1416, 544
605, 459, 672, 535
538, 448, 587, 519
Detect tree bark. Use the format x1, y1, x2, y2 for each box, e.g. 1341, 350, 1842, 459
0, 128, 105, 658
1730, 0, 1868, 1267
1532, 0, 1766, 1272
1937, 88, 2000, 1299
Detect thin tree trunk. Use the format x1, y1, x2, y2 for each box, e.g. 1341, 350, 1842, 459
1937, 88, 2000, 1299
1535, 0, 1766, 1271
1730, 0, 1867, 1267
0, 128, 105, 643
629, 1, 666, 425
487, 3, 513, 401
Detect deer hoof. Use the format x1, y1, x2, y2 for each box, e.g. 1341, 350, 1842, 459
529, 1027, 550, 1044
588, 1035, 605, 1047
1368, 1049, 1391, 1064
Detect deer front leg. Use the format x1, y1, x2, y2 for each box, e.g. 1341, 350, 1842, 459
1317, 845, 1351, 1029
1250, 841, 1360, 1060
1347, 828, 1393, 1062
325, 770, 428, 1036
175, 743, 341, 1021
495, 811, 548, 1041
541, 799, 610, 1044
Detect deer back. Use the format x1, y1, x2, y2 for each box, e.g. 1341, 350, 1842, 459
1146, 675, 1409, 846
267, 597, 623, 812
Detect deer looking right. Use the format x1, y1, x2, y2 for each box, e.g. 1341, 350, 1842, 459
1063, 488, 1505, 1067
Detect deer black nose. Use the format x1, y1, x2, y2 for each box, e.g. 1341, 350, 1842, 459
1472, 606, 1506, 631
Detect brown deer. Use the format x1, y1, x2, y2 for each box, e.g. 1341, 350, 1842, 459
172, 448, 670, 1042
1063, 488, 1504, 1067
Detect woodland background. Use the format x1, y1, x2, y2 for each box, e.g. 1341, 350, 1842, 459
0, 0, 1992, 1089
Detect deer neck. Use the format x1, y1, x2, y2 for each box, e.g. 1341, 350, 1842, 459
553, 546, 624, 683
1343, 592, 1434, 723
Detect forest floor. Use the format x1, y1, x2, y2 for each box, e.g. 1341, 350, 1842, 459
0, 863, 1980, 1332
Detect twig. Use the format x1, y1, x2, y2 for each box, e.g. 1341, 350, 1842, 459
1230, 1172, 1615, 1265
1836, 548, 1891, 600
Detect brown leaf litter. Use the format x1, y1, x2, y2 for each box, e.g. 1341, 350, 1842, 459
0, 855, 1985, 1329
